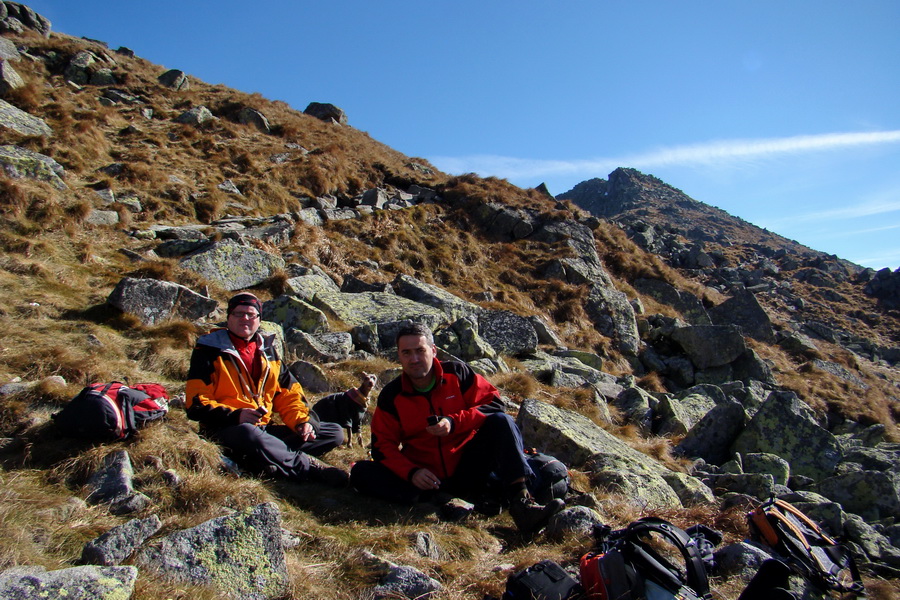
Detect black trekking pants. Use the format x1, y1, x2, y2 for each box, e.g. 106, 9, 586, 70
350, 412, 533, 503
212, 422, 344, 481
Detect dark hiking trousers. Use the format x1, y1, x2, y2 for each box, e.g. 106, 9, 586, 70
350, 412, 533, 503
212, 422, 344, 481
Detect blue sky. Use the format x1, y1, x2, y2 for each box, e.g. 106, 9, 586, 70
24, 1, 900, 270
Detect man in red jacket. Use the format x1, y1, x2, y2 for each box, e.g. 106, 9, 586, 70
350, 323, 564, 533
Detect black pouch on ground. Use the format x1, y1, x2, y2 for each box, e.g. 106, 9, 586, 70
503, 559, 582, 600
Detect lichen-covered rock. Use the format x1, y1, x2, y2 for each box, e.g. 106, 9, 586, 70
284, 266, 340, 301
0, 565, 137, 600
435, 315, 497, 362
531, 220, 614, 288
660, 471, 716, 506
262, 294, 329, 333
708, 288, 775, 343
179, 239, 284, 291
517, 399, 683, 508
0, 60, 24, 94
287, 330, 352, 362
742, 453, 790, 486
732, 391, 842, 480
0, 144, 64, 189
816, 469, 900, 521
107, 277, 217, 325
311, 289, 447, 332
237, 107, 270, 134
137, 502, 288, 600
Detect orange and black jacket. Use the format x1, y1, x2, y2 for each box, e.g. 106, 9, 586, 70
185, 328, 311, 431
370, 358, 504, 481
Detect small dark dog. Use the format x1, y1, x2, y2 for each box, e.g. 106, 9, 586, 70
311, 373, 376, 447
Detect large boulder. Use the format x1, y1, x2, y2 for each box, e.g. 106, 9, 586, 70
304, 102, 347, 125
816, 470, 900, 522
670, 325, 747, 369
732, 391, 843, 480
676, 400, 748, 466
516, 399, 683, 508
0, 144, 65, 189
477, 309, 538, 355
138, 502, 288, 600
392, 274, 480, 322
262, 294, 329, 333
107, 277, 217, 325
708, 288, 775, 343
312, 290, 447, 333
532, 220, 614, 288
179, 239, 285, 291
633, 278, 710, 325
584, 285, 640, 356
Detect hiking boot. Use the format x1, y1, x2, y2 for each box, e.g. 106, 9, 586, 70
508, 496, 565, 533
306, 456, 350, 488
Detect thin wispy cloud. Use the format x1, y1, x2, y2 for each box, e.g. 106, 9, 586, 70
429, 130, 900, 181
763, 184, 900, 228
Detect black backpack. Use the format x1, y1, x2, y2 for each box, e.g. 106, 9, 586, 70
52, 382, 169, 440
746, 497, 865, 598
525, 448, 570, 504
580, 517, 712, 600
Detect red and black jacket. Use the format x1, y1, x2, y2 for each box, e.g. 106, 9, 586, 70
370, 358, 503, 481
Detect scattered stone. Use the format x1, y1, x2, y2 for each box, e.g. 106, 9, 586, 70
80, 515, 162, 566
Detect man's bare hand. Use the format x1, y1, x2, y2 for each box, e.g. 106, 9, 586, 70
296, 421, 316, 441
425, 417, 452, 437
411, 468, 441, 490
237, 407, 266, 425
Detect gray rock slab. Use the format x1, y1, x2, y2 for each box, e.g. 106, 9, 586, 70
137, 502, 288, 600
179, 239, 284, 291
107, 276, 217, 325
0, 144, 65, 189
516, 398, 683, 508
392, 273, 481, 322
732, 391, 843, 480
0, 565, 137, 600
81, 515, 162, 566
671, 325, 747, 369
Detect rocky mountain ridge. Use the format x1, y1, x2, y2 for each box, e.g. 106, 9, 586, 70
1, 3, 900, 599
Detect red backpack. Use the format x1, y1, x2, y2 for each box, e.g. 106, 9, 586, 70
53, 382, 169, 440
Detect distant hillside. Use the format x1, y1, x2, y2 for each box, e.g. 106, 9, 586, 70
559, 167, 860, 270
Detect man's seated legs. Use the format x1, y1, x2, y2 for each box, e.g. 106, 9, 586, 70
214, 422, 345, 482
350, 460, 421, 504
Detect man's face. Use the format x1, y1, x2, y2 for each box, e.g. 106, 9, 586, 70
226, 307, 261, 340
397, 334, 436, 384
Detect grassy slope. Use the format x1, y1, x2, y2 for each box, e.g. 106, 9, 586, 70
1, 29, 898, 599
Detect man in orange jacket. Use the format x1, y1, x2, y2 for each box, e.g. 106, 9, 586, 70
350, 322, 564, 533
185, 292, 347, 486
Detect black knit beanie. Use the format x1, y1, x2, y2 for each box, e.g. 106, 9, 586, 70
227, 292, 262, 315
